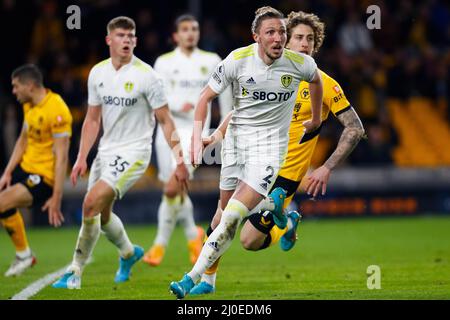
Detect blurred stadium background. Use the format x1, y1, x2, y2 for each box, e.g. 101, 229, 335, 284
1, 0, 448, 225
0, 0, 449, 301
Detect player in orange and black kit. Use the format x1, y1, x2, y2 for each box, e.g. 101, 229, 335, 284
189, 11, 366, 295
0, 64, 72, 277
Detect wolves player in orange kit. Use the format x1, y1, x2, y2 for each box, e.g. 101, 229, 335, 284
190, 11, 366, 295
0, 64, 72, 277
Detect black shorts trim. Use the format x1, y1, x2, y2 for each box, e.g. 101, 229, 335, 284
269, 175, 300, 198
11, 166, 53, 210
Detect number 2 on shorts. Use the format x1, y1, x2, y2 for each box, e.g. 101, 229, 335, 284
263, 165, 274, 185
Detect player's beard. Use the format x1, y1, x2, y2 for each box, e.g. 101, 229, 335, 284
265, 47, 283, 61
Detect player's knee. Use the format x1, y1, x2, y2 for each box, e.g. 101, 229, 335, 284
82, 194, 99, 217
163, 185, 179, 198
0, 194, 10, 213
240, 233, 260, 251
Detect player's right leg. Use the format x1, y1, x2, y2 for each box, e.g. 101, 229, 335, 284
0, 183, 35, 277
52, 180, 114, 289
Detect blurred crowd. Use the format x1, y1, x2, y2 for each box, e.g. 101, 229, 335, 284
0, 0, 449, 172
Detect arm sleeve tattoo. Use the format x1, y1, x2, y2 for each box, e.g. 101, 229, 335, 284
324, 107, 366, 170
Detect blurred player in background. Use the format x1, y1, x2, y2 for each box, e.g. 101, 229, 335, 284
169, 6, 323, 299
52, 16, 189, 289
189, 11, 366, 295
0, 64, 72, 277
143, 14, 232, 267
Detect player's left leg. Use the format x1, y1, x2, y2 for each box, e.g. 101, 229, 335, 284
170, 181, 270, 299
99, 200, 142, 283
0, 184, 35, 277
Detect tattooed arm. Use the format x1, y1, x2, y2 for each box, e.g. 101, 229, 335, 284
305, 107, 366, 197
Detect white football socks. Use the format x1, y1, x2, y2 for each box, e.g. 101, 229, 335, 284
101, 212, 134, 259
153, 195, 181, 246
71, 215, 101, 275
177, 195, 198, 240
188, 199, 248, 282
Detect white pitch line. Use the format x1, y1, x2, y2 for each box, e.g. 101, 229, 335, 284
11, 265, 69, 300
11, 257, 93, 300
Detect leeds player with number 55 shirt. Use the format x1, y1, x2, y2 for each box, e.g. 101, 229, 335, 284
52, 16, 189, 289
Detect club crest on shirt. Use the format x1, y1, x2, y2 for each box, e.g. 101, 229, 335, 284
124, 81, 134, 93
281, 74, 293, 88
300, 88, 310, 100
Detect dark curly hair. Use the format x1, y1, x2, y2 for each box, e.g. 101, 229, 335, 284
286, 11, 325, 54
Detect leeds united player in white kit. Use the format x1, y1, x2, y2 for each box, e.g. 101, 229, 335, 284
52, 16, 189, 289
169, 7, 323, 299
143, 14, 232, 267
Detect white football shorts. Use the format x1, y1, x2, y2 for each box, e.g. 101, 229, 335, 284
87, 150, 151, 199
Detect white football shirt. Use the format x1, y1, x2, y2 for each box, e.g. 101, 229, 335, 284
87, 55, 167, 153
208, 43, 317, 146
154, 47, 232, 129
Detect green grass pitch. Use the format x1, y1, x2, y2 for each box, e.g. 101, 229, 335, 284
1, 215, 449, 300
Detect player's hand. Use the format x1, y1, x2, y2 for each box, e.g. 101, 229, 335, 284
71, 157, 88, 186
202, 131, 223, 148
302, 119, 321, 133
305, 165, 331, 198
190, 137, 203, 167
174, 163, 189, 193
0, 172, 12, 191
181, 102, 195, 113
42, 195, 65, 227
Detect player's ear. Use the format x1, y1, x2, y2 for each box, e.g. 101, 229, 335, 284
252, 32, 259, 42
105, 35, 111, 46
172, 32, 179, 45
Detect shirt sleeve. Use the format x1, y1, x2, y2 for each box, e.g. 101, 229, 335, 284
145, 70, 168, 110
87, 67, 102, 106
211, 53, 234, 116
324, 75, 352, 115
208, 52, 236, 95
300, 54, 318, 83
51, 98, 73, 138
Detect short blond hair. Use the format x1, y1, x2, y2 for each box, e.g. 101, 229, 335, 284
251, 6, 284, 34
286, 11, 325, 54
107, 16, 136, 34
